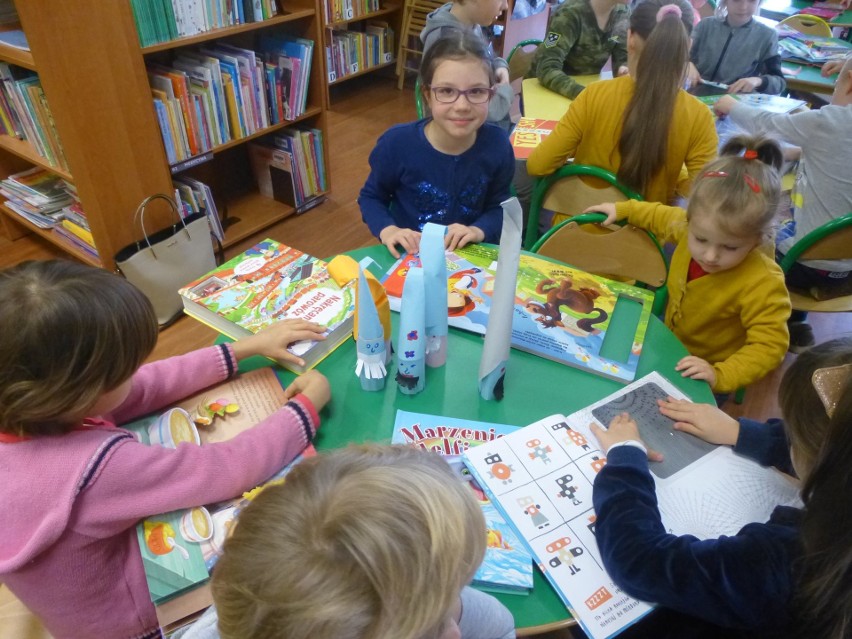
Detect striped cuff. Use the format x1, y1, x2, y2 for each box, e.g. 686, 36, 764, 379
216, 343, 237, 379
287, 393, 319, 444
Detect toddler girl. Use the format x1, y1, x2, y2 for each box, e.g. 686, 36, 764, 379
358, 30, 515, 258
0, 260, 331, 639
589, 336, 852, 639
586, 135, 791, 393
687, 0, 785, 94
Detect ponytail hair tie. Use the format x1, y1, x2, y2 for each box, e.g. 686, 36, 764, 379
656, 3, 683, 21
742, 149, 758, 160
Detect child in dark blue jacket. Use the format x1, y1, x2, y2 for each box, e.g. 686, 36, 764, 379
589, 337, 852, 639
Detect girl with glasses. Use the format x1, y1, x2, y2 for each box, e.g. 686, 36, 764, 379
358, 31, 515, 258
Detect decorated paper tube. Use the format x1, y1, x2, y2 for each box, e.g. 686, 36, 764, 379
396, 265, 426, 395
478, 197, 523, 400
421, 222, 449, 367
355, 266, 389, 391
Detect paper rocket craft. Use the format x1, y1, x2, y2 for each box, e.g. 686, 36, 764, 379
396, 265, 426, 395
421, 223, 449, 368
327, 255, 392, 391
479, 197, 523, 400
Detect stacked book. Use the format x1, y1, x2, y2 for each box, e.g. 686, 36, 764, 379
778, 33, 851, 65
149, 37, 314, 165
130, 0, 280, 47
326, 22, 395, 83
0, 167, 72, 229
173, 176, 224, 241
0, 63, 69, 171
247, 126, 327, 213
322, 0, 381, 23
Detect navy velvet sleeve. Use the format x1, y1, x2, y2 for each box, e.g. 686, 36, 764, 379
358, 131, 399, 239
592, 446, 797, 632
734, 418, 795, 476
470, 130, 515, 243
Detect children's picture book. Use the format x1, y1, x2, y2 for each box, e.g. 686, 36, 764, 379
509, 117, 558, 160
696, 92, 807, 115
383, 245, 655, 383
123, 368, 316, 611
179, 238, 355, 374
463, 372, 801, 639
391, 410, 534, 593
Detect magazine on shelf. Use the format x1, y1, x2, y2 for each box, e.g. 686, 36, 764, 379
391, 410, 534, 593
463, 371, 801, 639
382, 245, 655, 383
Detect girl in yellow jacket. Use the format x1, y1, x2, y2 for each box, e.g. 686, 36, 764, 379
586, 135, 791, 394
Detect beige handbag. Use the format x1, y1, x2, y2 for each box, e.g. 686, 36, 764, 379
115, 194, 217, 327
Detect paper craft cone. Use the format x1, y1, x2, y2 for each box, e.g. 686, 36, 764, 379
479, 198, 523, 400
421, 223, 449, 367
396, 266, 426, 394
355, 266, 388, 391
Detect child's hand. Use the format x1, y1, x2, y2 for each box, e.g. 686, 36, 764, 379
379, 225, 421, 259
233, 319, 327, 367
582, 202, 617, 226
283, 370, 331, 412
658, 397, 739, 446
713, 95, 738, 117
496, 68, 510, 84
685, 62, 701, 90
445, 224, 484, 252
675, 355, 717, 387
617, 65, 630, 77
727, 77, 761, 94
590, 413, 663, 462
822, 59, 844, 77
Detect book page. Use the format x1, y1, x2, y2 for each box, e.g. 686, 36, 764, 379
464, 372, 801, 639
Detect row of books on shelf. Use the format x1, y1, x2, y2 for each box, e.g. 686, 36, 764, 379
322, 0, 381, 23
149, 36, 314, 166
130, 0, 281, 47
248, 127, 327, 213
0, 63, 68, 171
326, 22, 394, 83
778, 33, 851, 65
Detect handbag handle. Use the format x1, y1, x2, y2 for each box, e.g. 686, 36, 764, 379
133, 193, 191, 260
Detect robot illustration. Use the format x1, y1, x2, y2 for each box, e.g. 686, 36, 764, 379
517, 495, 550, 530
526, 438, 553, 464
546, 536, 584, 575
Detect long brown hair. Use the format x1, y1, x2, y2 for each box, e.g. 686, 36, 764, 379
618, 0, 694, 194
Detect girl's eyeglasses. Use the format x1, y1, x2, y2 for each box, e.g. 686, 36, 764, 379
428, 86, 495, 104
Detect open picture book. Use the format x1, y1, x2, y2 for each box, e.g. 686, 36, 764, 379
462, 372, 801, 639
391, 410, 533, 593
122, 368, 315, 621
383, 245, 655, 382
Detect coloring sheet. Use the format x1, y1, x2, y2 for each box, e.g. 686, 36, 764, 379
463, 372, 801, 639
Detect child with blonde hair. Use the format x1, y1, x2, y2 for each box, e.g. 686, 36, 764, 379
178, 444, 516, 639
589, 337, 852, 638
0, 260, 331, 639
527, 0, 717, 208
586, 135, 791, 394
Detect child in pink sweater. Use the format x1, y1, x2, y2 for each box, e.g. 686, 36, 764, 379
0, 260, 331, 639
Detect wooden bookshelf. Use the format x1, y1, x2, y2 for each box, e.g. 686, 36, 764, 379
0, 0, 332, 271
322, 1, 402, 101
0, 202, 100, 267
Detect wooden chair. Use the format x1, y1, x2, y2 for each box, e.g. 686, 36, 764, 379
779, 212, 852, 313
531, 212, 669, 316
507, 38, 542, 117
525, 164, 642, 251
396, 0, 445, 89
779, 14, 833, 37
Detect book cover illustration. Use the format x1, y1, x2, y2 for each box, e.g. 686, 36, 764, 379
179, 238, 355, 372
510, 117, 558, 160
391, 410, 534, 592
383, 244, 654, 382
463, 372, 801, 639
123, 368, 316, 606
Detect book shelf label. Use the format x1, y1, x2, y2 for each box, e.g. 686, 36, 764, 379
170, 152, 215, 175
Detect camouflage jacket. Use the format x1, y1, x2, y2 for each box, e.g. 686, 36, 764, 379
528, 0, 628, 99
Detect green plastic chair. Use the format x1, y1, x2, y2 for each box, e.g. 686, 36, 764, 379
525, 164, 642, 251
506, 39, 542, 117
531, 211, 669, 317
415, 75, 426, 119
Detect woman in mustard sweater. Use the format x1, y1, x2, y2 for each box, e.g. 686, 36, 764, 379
527, 0, 717, 206
587, 135, 791, 395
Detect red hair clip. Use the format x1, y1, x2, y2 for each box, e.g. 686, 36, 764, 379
744, 174, 761, 193
742, 149, 758, 160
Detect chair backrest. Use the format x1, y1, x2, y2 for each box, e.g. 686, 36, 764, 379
524, 164, 642, 250
507, 39, 541, 82
779, 14, 832, 37
531, 212, 669, 315
396, 0, 446, 89
780, 213, 852, 269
